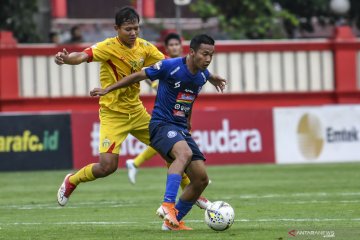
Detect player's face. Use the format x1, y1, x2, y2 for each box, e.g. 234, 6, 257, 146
165, 39, 182, 58
114, 20, 140, 47
192, 44, 214, 71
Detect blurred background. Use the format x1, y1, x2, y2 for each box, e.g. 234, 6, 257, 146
2, 0, 360, 43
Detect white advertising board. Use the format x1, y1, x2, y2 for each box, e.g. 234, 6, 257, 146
274, 105, 360, 164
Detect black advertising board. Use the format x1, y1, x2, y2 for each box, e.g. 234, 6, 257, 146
0, 113, 73, 171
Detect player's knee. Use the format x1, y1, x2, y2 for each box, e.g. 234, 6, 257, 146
198, 174, 209, 189
102, 163, 117, 175
177, 150, 192, 165
98, 159, 117, 176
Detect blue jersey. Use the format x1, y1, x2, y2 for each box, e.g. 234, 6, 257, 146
145, 57, 210, 128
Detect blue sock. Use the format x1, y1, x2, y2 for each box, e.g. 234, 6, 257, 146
176, 198, 194, 221
163, 174, 182, 203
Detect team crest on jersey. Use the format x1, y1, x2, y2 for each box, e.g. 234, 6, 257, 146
102, 138, 111, 148
167, 131, 177, 138
130, 60, 144, 72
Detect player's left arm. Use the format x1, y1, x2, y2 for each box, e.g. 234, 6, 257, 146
90, 70, 148, 96
208, 73, 227, 93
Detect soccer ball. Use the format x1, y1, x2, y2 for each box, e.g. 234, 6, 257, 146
204, 201, 235, 231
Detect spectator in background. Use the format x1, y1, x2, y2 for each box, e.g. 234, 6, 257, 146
49, 31, 60, 44
164, 32, 183, 58
67, 25, 83, 43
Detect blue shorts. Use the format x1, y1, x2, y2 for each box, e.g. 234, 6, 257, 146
149, 121, 205, 162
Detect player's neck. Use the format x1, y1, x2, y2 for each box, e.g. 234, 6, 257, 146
117, 37, 135, 48
185, 55, 199, 75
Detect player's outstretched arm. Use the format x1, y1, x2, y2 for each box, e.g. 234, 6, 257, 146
54, 48, 89, 65
90, 70, 148, 97
208, 74, 227, 93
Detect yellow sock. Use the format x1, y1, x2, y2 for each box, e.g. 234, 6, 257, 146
133, 146, 158, 167
166, 162, 191, 190
69, 163, 96, 186
180, 173, 191, 190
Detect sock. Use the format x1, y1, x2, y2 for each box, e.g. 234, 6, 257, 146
163, 174, 182, 203
69, 163, 96, 186
166, 162, 191, 191
176, 198, 194, 221
180, 173, 191, 190
133, 146, 157, 167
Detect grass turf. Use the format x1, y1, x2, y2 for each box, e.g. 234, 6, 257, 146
0, 163, 359, 239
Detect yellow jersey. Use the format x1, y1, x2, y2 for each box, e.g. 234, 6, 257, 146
84, 37, 164, 113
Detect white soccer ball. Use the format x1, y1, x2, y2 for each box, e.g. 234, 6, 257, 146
204, 201, 235, 231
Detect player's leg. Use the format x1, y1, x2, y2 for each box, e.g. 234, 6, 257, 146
125, 146, 157, 184
126, 109, 155, 184
58, 154, 120, 207
165, 162, 211, 209
57, 108, 129, 206
173, 133, 210, 224
176, 160, 208, 219
133, 146, 158, 167
148, 122, 191, 227
159, 140, 192, 227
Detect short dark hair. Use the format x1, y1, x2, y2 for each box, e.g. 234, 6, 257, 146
164, 33, 181, 46
115, 7, 140, 26
70, 26, 79, 35
190, 34, 215, 52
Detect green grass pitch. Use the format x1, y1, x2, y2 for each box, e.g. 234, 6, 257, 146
0, 163, 359, 239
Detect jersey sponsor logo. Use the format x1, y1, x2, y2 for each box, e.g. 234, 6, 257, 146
174, 81, 181, 88
176, 92, 195, 103
174, 104, 190, 112
173, 109, 186, 117
173, 92, 194, 117
167, 131, 178, 138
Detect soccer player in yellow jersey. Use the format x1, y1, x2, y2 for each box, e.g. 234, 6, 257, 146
55, 7, 166, 206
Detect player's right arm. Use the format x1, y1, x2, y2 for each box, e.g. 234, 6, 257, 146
54, 48, 89, 65
90, 59, 169, 97
90, 70, 148, 96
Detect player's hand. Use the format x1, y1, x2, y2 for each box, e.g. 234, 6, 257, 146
54, 48, 69, 65
208, 74, 226, 93
90, 88, 108, 97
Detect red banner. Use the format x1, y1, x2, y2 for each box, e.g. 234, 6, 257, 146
71, 109, 275, 169
191, 109, 274, 165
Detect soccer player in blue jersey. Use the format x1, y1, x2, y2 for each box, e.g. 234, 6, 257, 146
90, 34, 225, 230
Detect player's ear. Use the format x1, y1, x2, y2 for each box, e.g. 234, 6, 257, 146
189, 48, 195, 57
114, 25, 119, 31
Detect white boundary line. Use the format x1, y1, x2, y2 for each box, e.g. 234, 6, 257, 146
1, 218, 360, 226
1, 191, 360, 210
222, 192, 360, 200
